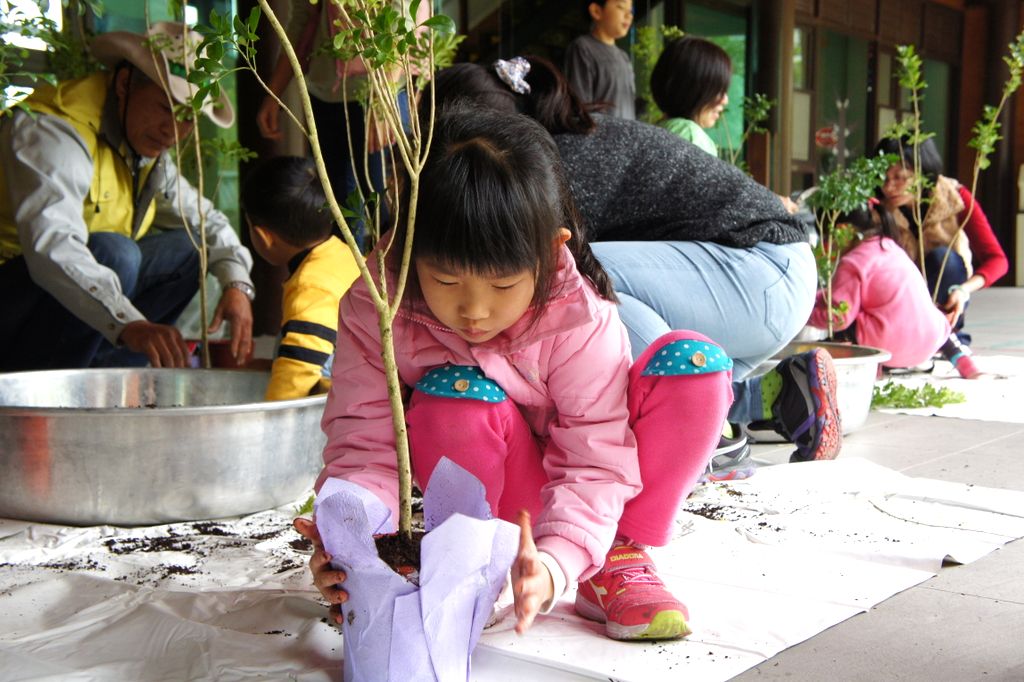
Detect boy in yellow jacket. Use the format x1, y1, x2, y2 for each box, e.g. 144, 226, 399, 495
241, 156, 359, 400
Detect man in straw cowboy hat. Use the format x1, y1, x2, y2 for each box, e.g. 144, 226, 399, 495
0, 21, 254, 370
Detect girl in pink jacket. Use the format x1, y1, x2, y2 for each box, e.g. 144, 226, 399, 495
808, 206, 980, 378
296, 107, 733, 642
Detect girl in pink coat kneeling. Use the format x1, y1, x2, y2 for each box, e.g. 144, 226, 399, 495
808, 205, 980, 378
295, 107, 733, 642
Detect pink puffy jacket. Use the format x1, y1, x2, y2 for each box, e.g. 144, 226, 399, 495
316, 246, 641, 582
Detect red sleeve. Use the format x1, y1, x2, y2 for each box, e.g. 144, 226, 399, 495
958, 185, 1008, 286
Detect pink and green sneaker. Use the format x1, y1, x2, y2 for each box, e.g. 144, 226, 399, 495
575, 546, 692, 641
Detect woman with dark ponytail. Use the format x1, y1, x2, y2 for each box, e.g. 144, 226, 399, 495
430, 56, 842, 470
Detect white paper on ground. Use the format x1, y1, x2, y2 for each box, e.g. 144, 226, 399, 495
2, 459, 1024, 681
878, 355, 1024, 423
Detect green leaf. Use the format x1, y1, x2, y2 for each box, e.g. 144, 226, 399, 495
872, 381, 966, 409
422, 14, 456, 35
247, 6, 261, 33
293, 493, 315, 517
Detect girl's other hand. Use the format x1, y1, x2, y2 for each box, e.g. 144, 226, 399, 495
942, 287, 969, 325
511, 510, 554, 635
293, 517, 349, 625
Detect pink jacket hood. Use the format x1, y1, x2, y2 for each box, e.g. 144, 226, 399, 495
317, 245, 640, 581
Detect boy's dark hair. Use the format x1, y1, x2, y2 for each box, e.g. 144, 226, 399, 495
651, 36, 732, 121
396, 105, 616, 313
240, 156, 332, 248
430, 57, 596, 136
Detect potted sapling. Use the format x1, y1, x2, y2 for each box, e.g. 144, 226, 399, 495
774, 152, 895, 433
806, 153, 893, 339
208, 2, 519, 679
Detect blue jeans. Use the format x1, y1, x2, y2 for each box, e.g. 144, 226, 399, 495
591, 240, 816, 423
312, 91, 410, 248
0, 230, 200, 370
925, 246, 970, 342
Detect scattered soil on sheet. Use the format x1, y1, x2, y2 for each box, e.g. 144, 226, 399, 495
105, 536, 196, 554
40, 558, 101, 571
288, 537, 313, 552
685, 504, 729, 521
192, 522, 232, 536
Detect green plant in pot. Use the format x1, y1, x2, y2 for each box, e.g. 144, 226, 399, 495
805, 153, 893, 339
195, 2, 518, 678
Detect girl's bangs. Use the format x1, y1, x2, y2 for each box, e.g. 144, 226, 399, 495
414, 142, 555, 277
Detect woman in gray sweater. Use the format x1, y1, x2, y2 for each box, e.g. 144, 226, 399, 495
428, 57, 838, 465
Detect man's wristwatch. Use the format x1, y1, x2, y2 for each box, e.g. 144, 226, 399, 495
226, 280, 256, 302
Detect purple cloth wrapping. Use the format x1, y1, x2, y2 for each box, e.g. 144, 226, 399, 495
315, 457, 520, 682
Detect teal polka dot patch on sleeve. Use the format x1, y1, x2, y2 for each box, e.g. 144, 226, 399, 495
641, 340, 733, 376
413, 365, 509, 402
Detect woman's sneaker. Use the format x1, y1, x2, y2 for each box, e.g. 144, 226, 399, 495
575, 546, 691, 641
711, 430, 751, 470
766, 349, 842, 462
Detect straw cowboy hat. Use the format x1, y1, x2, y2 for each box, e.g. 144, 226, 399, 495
91, 21, 234, 128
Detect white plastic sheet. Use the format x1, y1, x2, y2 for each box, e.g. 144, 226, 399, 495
2, 459, 1023, 681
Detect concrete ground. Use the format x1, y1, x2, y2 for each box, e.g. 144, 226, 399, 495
733, 286, 1024, 681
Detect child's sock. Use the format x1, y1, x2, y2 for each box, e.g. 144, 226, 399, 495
759, 368, 783, 420
939, 334, 981, 379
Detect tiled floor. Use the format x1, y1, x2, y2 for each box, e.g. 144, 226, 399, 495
733, 287, 1024, 681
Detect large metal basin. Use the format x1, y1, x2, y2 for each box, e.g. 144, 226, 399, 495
760, 341, 892, 435
0, 369, 326, 526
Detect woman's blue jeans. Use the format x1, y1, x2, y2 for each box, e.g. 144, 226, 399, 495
0, 230, 199, 370
591, 240, 817, 423
926, 246, 970, 342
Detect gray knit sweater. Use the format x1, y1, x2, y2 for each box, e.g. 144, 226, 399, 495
554, 115, 808, 247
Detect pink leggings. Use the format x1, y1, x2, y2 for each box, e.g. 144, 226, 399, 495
405, 331, 733, 547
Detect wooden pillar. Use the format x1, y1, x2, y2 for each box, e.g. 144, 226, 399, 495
1015, 0, 1024, 284
976, 0, 1020, 285
761, 0, 795, 196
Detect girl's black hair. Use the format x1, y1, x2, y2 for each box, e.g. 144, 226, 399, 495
873, 135, 944, 187
240, 156, 332, 247
429, 57, 596, 136
871, 135, 945, 242
397, 105, 616, 313
651, 36, 732, 121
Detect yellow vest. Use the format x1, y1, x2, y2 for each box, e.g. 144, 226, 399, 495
0, 72, 158, 264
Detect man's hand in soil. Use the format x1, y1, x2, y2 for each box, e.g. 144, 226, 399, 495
209, 286, 254, 365
293, 517, 349, 625
511, 510, 554, 635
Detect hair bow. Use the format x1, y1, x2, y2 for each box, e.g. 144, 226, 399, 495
493, 56, 531, 95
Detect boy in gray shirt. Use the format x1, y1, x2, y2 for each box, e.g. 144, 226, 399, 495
564, 1, 636, 119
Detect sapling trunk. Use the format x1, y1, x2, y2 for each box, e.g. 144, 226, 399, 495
256, 0, 436, 538
149, 3, 213, 368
